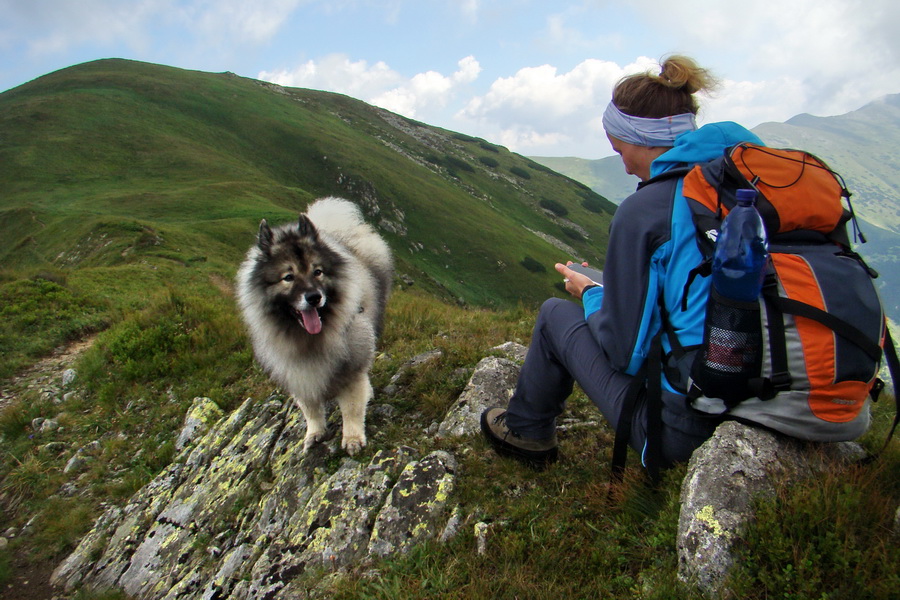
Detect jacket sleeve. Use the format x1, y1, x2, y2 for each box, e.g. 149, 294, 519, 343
587, 179, 675, 375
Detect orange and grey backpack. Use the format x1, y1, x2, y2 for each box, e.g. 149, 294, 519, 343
614, 143, 899, 481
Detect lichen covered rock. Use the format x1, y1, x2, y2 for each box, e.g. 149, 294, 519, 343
677, 420, 865, 597
53, 391, 463, 599
369, 450, 457, 558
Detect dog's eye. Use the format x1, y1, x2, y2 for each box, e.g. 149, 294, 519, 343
282, 273, 295, 282
313, 268, 324, 278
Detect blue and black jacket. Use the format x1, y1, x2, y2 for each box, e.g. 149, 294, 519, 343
583, 122, 764, 436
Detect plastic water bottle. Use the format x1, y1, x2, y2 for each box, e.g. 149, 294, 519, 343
711, 189, 768, 302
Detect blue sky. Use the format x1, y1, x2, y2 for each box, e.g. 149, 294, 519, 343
2, 0, 899, 158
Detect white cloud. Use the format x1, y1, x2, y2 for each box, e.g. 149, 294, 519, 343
260, 55, 481, 120
457, 57, 655, 154
260, 54, 403, 99
619, 0, 900, 120
2, 0, 309, 57
703, 77, 809, 128
187, 0, 308, 44
4, 0, 898, 158
459, 0, 479, 22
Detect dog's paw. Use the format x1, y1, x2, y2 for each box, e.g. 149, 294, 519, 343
342, 435, 366, 456
303, 429, 328, 451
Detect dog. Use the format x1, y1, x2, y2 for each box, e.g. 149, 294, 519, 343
236, 197, 393, 455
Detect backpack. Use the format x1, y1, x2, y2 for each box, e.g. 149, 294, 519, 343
612, 142, 900, 481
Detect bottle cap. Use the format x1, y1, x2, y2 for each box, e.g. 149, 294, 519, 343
736, 188, 757, 206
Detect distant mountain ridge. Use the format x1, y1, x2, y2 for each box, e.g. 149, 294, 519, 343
531, 94, 900, 319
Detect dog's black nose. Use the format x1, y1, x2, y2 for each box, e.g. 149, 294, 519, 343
305, 291, 322, 306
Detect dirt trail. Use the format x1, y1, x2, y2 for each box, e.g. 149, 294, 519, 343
0, 336, 96, 412
0, 336, 97, 600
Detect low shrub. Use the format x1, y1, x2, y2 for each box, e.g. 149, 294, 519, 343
539, 198, 568, 217
520, 256, 546, 273
509, 166, 531, 180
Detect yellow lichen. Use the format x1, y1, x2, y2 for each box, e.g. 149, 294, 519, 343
696, 505, 731, 540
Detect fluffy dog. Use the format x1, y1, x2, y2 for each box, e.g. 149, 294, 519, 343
236, 197, 393, 455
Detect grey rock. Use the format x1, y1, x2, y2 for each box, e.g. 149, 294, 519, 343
54, 381, 462, 599
63, 453, 89, 474
677, 420, 865, 597
474, 521, 492, 556
43, 441, 69, 454
437, 356, 520, 438
58, 481, 80, 497
62, 368, 77, 387
52, 506, 124, 590
490, 341, 528, 363
439, 505, 464, 543
368, 451, 457, 558
193, 543, 256, 600
383, 349, 443, 397
370, 403, 396, 421
174, 397, 224, 451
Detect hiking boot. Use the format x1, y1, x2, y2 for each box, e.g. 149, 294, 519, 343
480, 406, 558, 469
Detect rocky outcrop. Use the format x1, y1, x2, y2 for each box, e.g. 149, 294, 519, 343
50, 395, 456, 599
52, 343, 526, 599
676, 421, 866, 597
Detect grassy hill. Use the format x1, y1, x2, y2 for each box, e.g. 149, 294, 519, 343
0, 58, 615, 310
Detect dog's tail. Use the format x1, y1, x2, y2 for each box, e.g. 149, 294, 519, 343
306, 197, 394, 336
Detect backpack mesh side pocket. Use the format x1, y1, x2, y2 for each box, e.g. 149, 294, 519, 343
690, 288, 763, 405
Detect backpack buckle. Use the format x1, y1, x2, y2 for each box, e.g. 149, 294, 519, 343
770, 371, 793, 390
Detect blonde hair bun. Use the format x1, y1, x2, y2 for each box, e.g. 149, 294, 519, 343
658, 55, 719, 96
612, 54, 719, 118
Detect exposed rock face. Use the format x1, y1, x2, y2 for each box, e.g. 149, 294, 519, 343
51, 394, 462, 599
47, 339, 896, 599
175, 396, 224, 451
677, 421, 866, 597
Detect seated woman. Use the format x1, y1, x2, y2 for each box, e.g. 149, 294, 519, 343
481, 55, 764, 472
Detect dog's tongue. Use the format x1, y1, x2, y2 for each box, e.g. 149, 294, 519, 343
300, 308, 322, 334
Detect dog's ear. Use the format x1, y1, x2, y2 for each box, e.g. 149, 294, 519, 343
297, 214, 319, 241
257, 219, 274, 255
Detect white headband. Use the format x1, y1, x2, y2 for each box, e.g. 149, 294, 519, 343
602, 102, 697, 147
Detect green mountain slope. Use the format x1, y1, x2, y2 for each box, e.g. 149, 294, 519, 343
0, 58, 615, 311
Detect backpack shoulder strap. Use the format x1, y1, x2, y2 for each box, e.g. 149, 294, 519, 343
637, 165, 694, 190
612, 329, 664, 485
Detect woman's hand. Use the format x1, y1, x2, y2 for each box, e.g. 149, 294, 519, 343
555, 261, 596, 299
